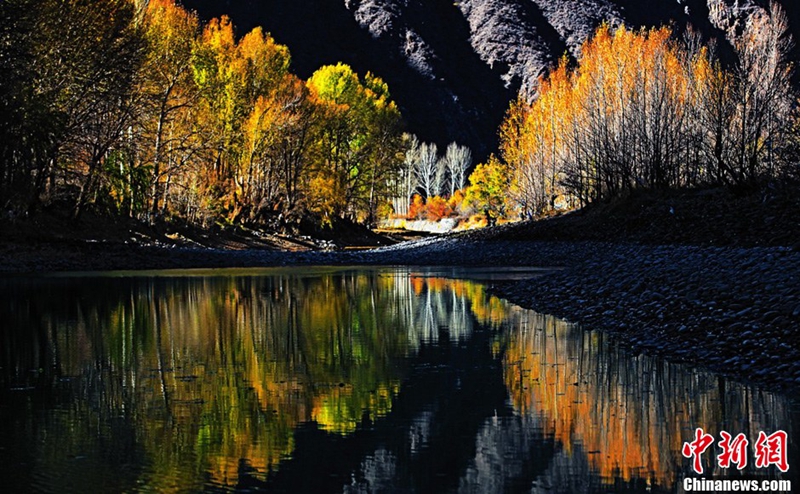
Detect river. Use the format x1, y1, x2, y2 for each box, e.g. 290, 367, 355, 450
0, 267, 796, 493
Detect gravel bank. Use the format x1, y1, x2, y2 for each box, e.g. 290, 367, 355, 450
2, 236, 799, 394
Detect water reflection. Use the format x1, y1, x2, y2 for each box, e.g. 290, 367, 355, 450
0, 268, 795, 493
495, 311, 796, 493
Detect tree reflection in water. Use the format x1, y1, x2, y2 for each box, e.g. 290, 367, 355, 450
496, 311, 795, 493
0, 268, 795, 493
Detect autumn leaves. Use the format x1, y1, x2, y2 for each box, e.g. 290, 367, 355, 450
500, 3, 795, 219
1, 0, 795, 230
141, 1, 405, 227
0, 0, 405, 227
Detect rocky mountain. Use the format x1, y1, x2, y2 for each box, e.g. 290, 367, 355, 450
180, 0, 800, 160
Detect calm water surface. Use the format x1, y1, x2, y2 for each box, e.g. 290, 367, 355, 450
0, 267, 796, 493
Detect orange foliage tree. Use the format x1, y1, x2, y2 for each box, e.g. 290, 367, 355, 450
407, 193, 425, 220
423, 196, 451, 221
500, 5, 796, 213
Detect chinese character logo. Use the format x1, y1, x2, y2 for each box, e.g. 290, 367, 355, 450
682, 428, 790, 475
754, 430, 789, 473
717, 431, 749, 470
683, 428, 715, 474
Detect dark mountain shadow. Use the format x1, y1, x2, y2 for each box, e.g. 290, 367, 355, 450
179, 0, 375, 78
616, 0, 735, 58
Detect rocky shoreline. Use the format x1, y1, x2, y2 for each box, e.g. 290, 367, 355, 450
2, 236, 799, 395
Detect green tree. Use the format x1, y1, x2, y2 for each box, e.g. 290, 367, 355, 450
307, 63, 403, 223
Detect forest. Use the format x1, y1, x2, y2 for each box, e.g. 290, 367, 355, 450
500, 2, 798, 219
0, 0, 413, 228
0, 0, 797, 233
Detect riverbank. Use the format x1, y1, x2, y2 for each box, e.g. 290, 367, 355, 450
374, 238, 800, 395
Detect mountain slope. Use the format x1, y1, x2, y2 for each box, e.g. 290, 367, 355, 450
180, 0, 800, 160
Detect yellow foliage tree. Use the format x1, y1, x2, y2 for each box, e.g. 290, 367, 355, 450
464, 157, 511, 226
139, 0, 201, 220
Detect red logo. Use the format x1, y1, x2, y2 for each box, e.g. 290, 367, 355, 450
682, 428, 790, 475
683, 428, 715, 474
754, 430, 789, 473
717, 431, 749, 470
